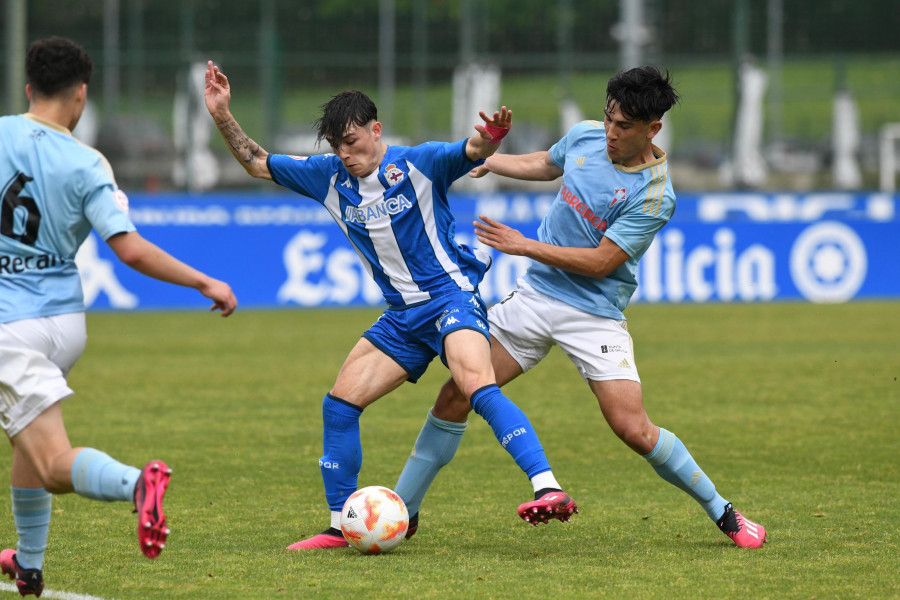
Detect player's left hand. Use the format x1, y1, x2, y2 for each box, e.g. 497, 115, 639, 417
474, 214, 530, 256
474, 106, 512, 144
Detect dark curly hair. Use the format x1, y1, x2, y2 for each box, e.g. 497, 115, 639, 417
314, 90, 378, 148
606, 66, 679, 122
26, 37, 93, 98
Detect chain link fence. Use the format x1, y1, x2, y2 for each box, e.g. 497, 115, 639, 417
4, 0, 898, 191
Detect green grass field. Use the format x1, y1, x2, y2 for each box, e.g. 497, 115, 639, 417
1, 302, 898, 599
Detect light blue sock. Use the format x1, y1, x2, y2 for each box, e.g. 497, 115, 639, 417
11, 487, 52, 570
394, 409, 467, 516
643, 428, 729, 521
71, 448, 140, 503
320, 394, 363, 511
470, 384, 551, 479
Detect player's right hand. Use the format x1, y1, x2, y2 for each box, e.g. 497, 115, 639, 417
204, 60, 232, 118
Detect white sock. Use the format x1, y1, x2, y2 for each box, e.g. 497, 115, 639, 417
531, 471, 561, 494
330, 510, 341, 530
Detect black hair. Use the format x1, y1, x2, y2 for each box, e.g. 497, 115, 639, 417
25, 37, 93, 98
314, 90, 378, 148
606, 66, 679, 122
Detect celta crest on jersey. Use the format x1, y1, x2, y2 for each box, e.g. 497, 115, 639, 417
610, 187, 626, 208
384, 163, 405, 185
343, 194, 413, 224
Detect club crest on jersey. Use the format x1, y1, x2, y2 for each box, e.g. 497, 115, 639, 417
610, 187, 627, 207
384, 163, 405, 185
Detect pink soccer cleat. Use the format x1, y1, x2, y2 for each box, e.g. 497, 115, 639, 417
717, 503, 767, 548
517, 490, 578, 525
1, 549, 44, 597
134, 460, 172, 559
286, 528, 349, 550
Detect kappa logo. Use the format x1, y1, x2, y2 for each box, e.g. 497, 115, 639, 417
610, 187, 627, 207
346, 506, 358, 519
575, 156, 586, 168
384, 163, 405, 184
444, 316, 460, 327
340, 178, 353, 188
476, 319, 486, 330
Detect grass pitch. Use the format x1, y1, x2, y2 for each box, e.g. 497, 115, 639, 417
1, 302, 897, 599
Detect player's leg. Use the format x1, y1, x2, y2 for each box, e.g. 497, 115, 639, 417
589, 378, 766, 548
12, 403, 172, 559
443, 328, 576, 525
287, 337, 410, 550
2, 314, 171, 563
394, 333, 525, 535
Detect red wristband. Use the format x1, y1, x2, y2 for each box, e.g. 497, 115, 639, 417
485, 124, 509, 145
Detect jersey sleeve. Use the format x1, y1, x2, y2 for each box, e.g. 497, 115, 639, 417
267, 153, 336, 200
80, 156, 135, 240
408, 139, 479, 185
604, 190, 676, 258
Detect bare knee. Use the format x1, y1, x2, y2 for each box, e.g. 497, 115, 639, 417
611, 419, 658, 455
432, 379, 472, 423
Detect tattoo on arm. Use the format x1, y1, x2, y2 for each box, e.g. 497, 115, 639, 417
216, 118, 261, 165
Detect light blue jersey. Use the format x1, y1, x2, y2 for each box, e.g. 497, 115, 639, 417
268, 140, 488, 309
524, 120, 676, 320
0, 114, 135, 323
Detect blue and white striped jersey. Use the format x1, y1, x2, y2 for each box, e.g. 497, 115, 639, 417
0, 114, 135, 324
525, 120, 676, 320
268, 140, 488, 309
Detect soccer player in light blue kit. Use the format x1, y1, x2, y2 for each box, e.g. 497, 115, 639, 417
205, 61, 576, 550
0, 37, 237, 596
396, 67, 768, 548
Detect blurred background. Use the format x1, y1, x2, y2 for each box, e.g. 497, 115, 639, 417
4, 0, 899, 193
3, 0, 898, 311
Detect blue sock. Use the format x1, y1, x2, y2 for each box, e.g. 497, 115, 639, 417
470, 384, 551, 479
320, 394, 363, 511
643, 428, 728, 521
11, 487, 52, 570
394, 409, 467, 516
71, 448, 140, 502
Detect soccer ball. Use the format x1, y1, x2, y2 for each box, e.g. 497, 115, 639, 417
340, 486, 409, 554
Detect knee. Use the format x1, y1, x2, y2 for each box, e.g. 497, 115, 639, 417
432, 379, 472, 423
612, 420, 657, 455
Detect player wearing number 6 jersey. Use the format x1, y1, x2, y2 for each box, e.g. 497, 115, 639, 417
0, 37, 236, 597
205, 59, 575, 550
396, 66, 767, 549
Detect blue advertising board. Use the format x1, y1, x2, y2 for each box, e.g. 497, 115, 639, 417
76, 191, 899, 311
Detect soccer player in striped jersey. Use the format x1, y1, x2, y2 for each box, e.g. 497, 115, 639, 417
205, 61, 574, 550
1, 37, 237, 596
396, 66, 768, 548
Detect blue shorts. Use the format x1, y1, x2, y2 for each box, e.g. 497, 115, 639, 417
362, 290, 489, 382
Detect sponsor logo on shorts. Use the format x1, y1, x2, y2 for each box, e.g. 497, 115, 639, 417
600, 344, 626, 354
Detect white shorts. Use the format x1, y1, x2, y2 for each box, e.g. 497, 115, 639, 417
0, 313, 86, 438
488, 279, 640, 383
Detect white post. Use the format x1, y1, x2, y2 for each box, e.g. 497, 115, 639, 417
879, 124, 900, 192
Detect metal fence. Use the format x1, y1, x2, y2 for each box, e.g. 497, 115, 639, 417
4, 0, 899, 192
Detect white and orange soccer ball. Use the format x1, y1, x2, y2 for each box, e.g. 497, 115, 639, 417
340, 486, 409, 554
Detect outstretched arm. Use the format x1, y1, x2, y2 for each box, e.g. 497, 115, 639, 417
474, 215, 629, 280
204, 61, 271, 180
469, 150, 563, 181
465, 106, 512, 162
107, 231, 237, 316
